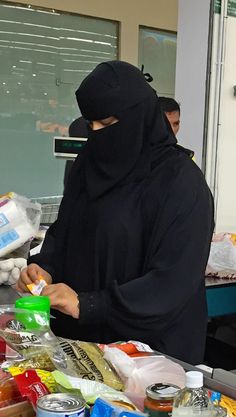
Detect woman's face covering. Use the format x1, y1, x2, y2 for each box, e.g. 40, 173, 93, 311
90, 116, 119, 131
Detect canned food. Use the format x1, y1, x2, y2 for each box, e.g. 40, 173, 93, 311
36, 393, 86, 417
144, 383, 180, 416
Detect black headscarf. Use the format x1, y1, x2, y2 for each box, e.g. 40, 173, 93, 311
75, 61, 176, 199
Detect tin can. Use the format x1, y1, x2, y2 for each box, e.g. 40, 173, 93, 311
144, 383, 180, 416
36, 393, 86, 417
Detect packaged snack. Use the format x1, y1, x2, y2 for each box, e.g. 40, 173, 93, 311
98, 341, 154, 357
9, 367, 57, 394
27, 276, 48, 295
90, 398, 147, 417
0, 306, 77, 375
220, 394, 236, 417
59, 339, 124, 391
52, 370, 136, 407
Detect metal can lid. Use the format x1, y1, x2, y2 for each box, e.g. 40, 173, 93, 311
37, 393, 86, 413
146, 383, 180, 400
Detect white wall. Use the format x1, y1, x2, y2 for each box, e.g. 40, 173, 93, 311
175, 0, 211, 166
213, 16, 236, 232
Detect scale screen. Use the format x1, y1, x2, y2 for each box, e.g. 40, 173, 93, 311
53, 136, 87, 158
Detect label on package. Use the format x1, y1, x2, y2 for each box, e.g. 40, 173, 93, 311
0, 213, 9, 228
0, 229, 19, 249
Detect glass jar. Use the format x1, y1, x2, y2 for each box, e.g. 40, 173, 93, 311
144, 383, 180, 416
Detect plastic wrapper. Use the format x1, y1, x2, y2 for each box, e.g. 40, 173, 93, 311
98, 341, 154, 357
52, 370, 136, 407
220, 394, 236, 417
0, 306, 78, 376
0, 192, 41, 258
207, 233, 236, 274
90, 398, 147, 417
8, 368, 57, 409
103, 346, 185, 410
59, 339, 124, 391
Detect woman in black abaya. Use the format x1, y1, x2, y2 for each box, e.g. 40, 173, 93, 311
17, 61, 214, 364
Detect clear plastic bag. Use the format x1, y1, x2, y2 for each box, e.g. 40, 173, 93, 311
0, 192, 41, 258
0, 306, 76, 376
103, 346, 185, 410
207, 233, 236, 273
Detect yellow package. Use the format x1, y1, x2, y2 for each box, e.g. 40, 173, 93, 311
27, 276, 47, 295
9, 367, 57, 393
220, 394, 236, 417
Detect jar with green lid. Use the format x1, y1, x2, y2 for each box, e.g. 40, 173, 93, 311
144, 383, 180, 416
15, 295, 50, 330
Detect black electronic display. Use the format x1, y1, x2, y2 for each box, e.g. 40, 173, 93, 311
53, 136, 87, 158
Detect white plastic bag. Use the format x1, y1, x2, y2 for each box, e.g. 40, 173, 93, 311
104, 347, 185, 410
0, 192, 41, 257
207, 233, 236, 273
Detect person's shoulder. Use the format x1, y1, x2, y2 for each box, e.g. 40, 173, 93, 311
149, 146, 210, 202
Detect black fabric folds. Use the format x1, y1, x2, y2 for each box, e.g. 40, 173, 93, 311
30, 61, 214, 364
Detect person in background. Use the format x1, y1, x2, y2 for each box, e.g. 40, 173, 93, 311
159, 96, 195, 160
159, 97, 180, 135
16, 61, 214, 364
63, 117, 88, 190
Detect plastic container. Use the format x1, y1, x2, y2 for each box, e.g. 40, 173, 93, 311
172, 371, 213, 416
144, 383, 180, 416
15, 296, 50, 329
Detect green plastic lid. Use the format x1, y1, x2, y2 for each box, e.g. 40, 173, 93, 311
15, 295, 50, 313
15, 296, 50, 330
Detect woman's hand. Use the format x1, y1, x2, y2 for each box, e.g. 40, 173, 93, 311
41, 283, 79, 319
15, 263, 52, 293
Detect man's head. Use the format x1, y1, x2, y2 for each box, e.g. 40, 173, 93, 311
159, 97, 180, 135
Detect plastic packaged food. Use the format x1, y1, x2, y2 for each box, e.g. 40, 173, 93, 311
0, 192, 41, 258
0, 306, 76, 375
144, 383, 180, 416
220, 394, 236, 416
90, 397, 147, 417
52, 370, 136, 406
59, 339, 124, 391
26, 277, 48, 296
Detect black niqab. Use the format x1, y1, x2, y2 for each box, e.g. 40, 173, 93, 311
75, 61, 176, 199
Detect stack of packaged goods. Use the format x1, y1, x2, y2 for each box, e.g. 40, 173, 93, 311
0, 295, 233, 417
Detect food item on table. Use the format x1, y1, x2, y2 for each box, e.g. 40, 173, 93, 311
220, 394, 236, 417
36, 393, 86, 417
144, 383, 180, 416
59, 339, 124, 391
27, 276, 48, 295
90, 397, 146, 417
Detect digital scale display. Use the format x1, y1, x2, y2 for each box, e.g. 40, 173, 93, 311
53, 136, 87, 158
